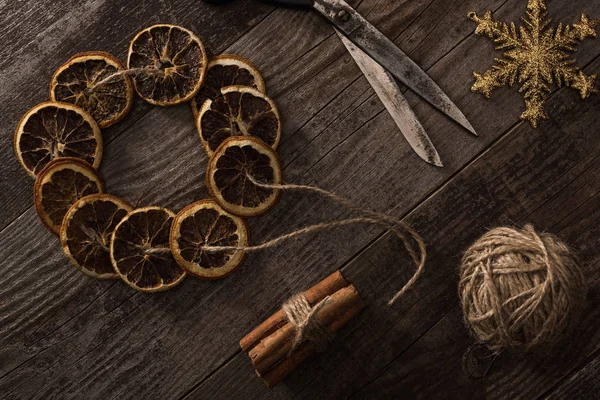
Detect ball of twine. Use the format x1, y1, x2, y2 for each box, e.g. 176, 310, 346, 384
459, 225, 585, 352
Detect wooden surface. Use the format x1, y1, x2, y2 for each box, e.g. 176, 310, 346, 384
1, 0, 599, 398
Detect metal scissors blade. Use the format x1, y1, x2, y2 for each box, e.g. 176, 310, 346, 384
313, 0, 477, 136
336, 29, 443, 167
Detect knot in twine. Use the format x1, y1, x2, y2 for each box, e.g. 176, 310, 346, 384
459, 225, 585, 353
282, 294, 334, 353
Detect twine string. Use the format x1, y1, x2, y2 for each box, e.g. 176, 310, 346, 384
462, 343, 499, 378
80, 225, 109, 252
91, 68, 165, 91
143, 246, 171, 255
282, 294, 334, 354
202, 176, 427, 306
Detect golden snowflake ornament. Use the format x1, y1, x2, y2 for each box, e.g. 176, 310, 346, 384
468, 0, 599, 127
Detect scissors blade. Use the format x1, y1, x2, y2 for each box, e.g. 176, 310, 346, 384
336, 29, 443, 167
313, 0, 477, 136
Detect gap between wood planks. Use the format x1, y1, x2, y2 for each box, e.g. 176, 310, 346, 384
543, 347, 600, 399
178, 45, 600, 399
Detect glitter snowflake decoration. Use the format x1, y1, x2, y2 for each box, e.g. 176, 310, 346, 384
469, 0, 599, 127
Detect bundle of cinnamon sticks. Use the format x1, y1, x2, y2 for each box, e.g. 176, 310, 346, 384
240, 271, 365, 387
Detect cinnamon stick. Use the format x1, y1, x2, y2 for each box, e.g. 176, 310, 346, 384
261, 343, 314, 388
240, 270, 364, 387
251, 285, 363, 374
259, 285, 364, 387
240, 270, 349, 351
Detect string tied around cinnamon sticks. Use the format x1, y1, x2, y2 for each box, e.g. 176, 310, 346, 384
203, 175, 427, 306
240, 270, 365, 387
282, 294, 334, 354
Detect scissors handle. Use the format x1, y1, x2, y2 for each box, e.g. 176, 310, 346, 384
258, 0, 313, 8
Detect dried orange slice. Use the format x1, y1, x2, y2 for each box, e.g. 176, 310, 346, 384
50, 51, 134, 128
110, 207, 186, 292
170, 199, 249, 279
15, 102, 102, 178
197, 86, 281, 156
61, 194, 132, 279
127, 24, 207, 106
207, 136, 282, 217
34, 158, 104, 235
190, 55, 266, 119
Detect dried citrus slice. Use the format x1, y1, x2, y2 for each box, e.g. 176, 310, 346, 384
207, 136, 282, 217
50, 51, 134, 128
61, 194, 132, 279
170, 199, 249, 279
110, 207, 186, 292
15, 102, 102, 178
127, 24, 207, 106
190, 55, 266, 119
34, 158, 104, 235
197, 86, 281, 156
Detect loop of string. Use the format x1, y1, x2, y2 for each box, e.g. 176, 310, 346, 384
202, 176, 427, 306
462, 343, 499, 378
282, 294, 334, 354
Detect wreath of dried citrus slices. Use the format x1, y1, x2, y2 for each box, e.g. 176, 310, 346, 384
14, 24, 283, 292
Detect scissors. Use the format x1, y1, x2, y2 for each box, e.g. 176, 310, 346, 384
204, 0, 478, 166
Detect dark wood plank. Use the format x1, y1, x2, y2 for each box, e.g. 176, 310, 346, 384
1, 0, 599, 398
546, 353, 600, 400
0, 0, 272, 230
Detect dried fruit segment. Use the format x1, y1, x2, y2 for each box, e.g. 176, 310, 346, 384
170, 199, 248, 279
111, 207, 186, 292
50, 52, 134, 128
207, 136, 282, 217
61, 194, 132, 279
15, 102, 102, 178
127, 24, 207, 106
34, 158, 104, 235
197, 86, 280, 156
190, 55, 266, 119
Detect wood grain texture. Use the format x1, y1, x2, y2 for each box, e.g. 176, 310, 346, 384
0, 0, 599, 398
546, 353, 600, 400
